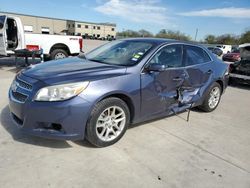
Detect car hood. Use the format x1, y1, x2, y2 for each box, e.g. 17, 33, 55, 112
22, 57, 127, 84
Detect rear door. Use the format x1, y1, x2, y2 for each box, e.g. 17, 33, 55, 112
0, 15, 7, 56
180, 45, 213, 105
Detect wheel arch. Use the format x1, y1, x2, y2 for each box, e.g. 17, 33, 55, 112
98, 93, 135, 124
49, 43, 71, 55
216, 79, 224, 93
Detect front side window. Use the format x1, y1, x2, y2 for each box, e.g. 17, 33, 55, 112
185, 45, 211, 66
149, 44, 183, 68
0, 16, 6, 30
85, 40, 154, 66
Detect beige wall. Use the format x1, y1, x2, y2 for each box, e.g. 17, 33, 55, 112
71, 21, 116, 38
0, 12, 116, 37
1, 12, 67, 34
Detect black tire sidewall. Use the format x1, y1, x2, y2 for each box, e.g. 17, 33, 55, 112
50, 49, 68, 60
201, 82, 222, 112
86, 97, 130, 147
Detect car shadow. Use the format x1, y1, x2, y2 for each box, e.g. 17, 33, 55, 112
129, 107, 204, 129
0, 57, 41, 68
228, 84, 250, 91
0, 105, 72, 148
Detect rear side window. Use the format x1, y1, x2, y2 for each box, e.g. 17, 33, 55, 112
185, 45, 211, 66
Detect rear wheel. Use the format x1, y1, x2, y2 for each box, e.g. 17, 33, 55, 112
199, 82, 222, 112
86, 97, 130, 147
50, 49, 68, 60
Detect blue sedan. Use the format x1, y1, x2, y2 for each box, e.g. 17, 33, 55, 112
9, 38, 229, 147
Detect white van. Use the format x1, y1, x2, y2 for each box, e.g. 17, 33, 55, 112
0, 15, 83, 60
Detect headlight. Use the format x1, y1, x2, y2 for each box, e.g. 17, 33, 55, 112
34, 81, 89, 101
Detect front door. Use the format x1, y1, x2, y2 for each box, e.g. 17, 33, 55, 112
0, 15, 7, 56
140, 44, 186, 119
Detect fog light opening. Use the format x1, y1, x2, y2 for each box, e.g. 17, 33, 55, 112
51, 123, 62, 131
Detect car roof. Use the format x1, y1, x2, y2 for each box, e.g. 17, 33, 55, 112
121, 37, 202, 46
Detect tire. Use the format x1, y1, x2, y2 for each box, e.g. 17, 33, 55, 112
50, 49, 68, 60
86, 97, 130, 147
199, 82, 222, 112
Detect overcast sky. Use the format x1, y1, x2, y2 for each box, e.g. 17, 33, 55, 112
1, 0, 250, 40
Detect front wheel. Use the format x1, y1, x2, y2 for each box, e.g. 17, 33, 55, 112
86, 97, 130, 147
199, 82, 222, 112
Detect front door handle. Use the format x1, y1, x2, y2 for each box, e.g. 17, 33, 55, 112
173, 77, 183, 81
207, 70, 213, 74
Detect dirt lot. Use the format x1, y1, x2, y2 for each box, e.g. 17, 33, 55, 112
0, 40, 250, 188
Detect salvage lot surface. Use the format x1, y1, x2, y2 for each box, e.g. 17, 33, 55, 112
0, 41, 250, 188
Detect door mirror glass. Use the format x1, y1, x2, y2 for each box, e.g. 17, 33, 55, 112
146, 64, 166, 72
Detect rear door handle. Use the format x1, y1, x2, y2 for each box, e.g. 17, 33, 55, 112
173, 77, 183, 81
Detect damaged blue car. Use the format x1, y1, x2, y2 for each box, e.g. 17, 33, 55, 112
9, 38, 229, 147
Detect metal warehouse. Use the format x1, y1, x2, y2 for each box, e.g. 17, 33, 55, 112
0, 11, 116, 39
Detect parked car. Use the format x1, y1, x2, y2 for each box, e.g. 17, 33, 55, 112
8, 38, 229, 147
229, 43, 250, 85
222, 48, 240, 62
216, 45, 232, 54
0, 15, 83, 60
207, 47, 223, 56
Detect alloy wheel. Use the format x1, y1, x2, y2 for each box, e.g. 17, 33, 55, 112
208, 86, 221, 109
96, 106, 126, 142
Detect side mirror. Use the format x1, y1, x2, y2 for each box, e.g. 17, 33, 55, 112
145, 64, 166, 72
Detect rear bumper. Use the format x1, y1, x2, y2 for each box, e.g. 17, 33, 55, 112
229, 73, 250, 85
222, 57, 240, 62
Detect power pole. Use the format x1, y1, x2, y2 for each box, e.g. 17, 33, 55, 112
194, 28, 198, 41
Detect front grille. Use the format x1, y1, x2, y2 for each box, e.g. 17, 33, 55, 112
12, 91, 28, 103
16, 77, 32, 90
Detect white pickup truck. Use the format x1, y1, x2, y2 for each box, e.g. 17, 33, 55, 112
0, 15, 83, 60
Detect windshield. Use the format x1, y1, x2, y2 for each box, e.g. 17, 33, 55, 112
232, 49, 240, 53
85, 40, 154, 66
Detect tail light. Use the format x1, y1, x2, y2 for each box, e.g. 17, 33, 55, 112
26, 45, 39, 51
79, 38, 83, 51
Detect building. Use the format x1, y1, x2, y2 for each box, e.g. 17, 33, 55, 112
0, 11, 116, 39
67, 20, 116, 39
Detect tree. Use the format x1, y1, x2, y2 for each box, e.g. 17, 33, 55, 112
156, 29, 191, 41
138, 29, 153, 37
216, 34, 239, 45
240, 30, 250, 44
116, 30, 140, 38
204, 35, 217, 44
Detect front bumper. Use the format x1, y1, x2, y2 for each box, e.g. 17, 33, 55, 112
8, 74, 92, 141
